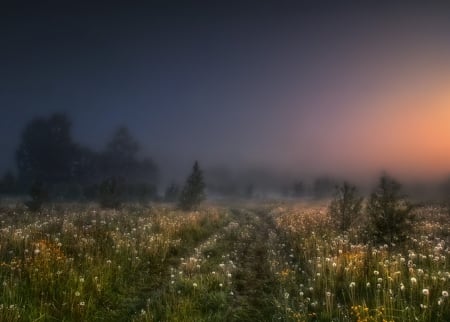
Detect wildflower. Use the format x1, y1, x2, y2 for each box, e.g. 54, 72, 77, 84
422, 289, 429, 296
75, 291, 81, 297
443, 291, 449, 297
349, 282, 356, 288
79, 301, 85, 306
193, 283, 198, 288
373, 270, 379, 276
411, 277, 417, 284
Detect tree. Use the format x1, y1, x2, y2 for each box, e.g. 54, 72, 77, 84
102, 127, 139, 178
328, 181, 363, 231
100, 127, 159, 185
16, 113, 77, 187
366, 174, 415, 246
178, 161, 205, 211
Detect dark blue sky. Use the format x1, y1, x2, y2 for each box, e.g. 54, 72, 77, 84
2, 1, 450, 183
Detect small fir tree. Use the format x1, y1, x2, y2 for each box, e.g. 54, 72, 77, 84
179, 161, 205, 211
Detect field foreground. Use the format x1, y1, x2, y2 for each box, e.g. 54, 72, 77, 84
0, 202, 449, 321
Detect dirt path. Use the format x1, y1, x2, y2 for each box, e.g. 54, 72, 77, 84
227, 208, 279, 321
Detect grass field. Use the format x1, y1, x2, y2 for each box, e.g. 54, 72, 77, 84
0, 201, 449, 321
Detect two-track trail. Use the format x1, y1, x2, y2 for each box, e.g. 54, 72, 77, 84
226, 208, 280, 321
130, 206, 289, 322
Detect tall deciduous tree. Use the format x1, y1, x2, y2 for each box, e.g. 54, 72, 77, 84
16, 113, 77, 187
100, 127, 158, 184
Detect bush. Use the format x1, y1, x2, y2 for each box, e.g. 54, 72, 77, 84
366, 174, 414, 246
328, 181, 363, 231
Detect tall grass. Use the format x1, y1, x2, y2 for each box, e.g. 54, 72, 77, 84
270, 204, 450, 321
0, 203, 229, 321
0, 201, 448, 321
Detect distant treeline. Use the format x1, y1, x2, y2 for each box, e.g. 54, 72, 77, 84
1, 113, 450, 205
1, 113, 158, 201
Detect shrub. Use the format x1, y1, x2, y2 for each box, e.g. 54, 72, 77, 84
328, 181, 363, 231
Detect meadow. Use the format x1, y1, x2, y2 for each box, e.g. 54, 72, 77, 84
0, 201, 448, 321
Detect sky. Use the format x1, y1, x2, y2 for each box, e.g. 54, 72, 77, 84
1, 1, 450, 184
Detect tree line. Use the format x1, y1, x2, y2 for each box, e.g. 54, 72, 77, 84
0, 113, 206, 211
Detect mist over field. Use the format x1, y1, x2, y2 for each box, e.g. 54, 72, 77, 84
2, 1, 450, 195
1, 1, 450, 321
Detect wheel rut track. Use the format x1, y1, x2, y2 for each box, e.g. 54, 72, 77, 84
227, 208, 279, 322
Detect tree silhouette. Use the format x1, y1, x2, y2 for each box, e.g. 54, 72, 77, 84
367, 174, 415, 246
16, 113, 77, 187
179, 161, 205, 211
100, 127, 158, 185
99, 127, 137, 179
